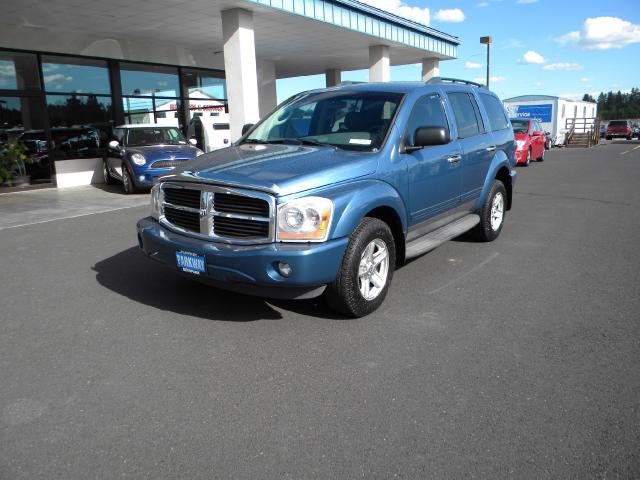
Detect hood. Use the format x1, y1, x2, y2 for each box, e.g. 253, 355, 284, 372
163, 143, 378, 196
127, 144, 200, 162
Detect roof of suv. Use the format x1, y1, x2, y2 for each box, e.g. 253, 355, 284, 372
311, 78, 489, 95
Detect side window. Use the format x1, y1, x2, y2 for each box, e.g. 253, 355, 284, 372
478, 93, 510, 131
405, 94, 449, 145
448, 92, 484, 139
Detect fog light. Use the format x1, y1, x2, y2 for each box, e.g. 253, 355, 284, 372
139, 175, 146, 181
278, 262, 292, 277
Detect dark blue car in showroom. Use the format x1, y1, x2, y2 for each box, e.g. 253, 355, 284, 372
104, 124, 204, 193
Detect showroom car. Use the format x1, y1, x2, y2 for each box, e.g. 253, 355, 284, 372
510, 118, 546, 165
104, 124, 204, 193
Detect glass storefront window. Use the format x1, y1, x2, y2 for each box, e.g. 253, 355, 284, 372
182, 68, 226, 99
120, 63, 179, 97
123, 96, 181, 128
46, 94, 112, 158
0, 51, 41, 92
41, 56, 111, 95
1, 95, 49, 184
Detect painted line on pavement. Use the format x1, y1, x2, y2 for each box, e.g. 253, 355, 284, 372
0, 204, 145, 231
428, 252, 500, 295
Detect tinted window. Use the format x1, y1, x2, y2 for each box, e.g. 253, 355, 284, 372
479, 93, 510, 131
42, 56, 111, 94
608, 120, 628, 127
0, 51, 41, 91
448, 92, 484, 139
120, 64, 179, 97
405, 94, 449, 145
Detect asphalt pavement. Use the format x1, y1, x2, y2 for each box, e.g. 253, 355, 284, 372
1, 140, 639, 479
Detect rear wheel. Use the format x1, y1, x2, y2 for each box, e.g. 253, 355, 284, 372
102, 159, 114, 185
472, 179, 506, 242
324, 218, 395, 318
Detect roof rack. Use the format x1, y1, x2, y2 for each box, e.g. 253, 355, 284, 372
425, 77, 485, 88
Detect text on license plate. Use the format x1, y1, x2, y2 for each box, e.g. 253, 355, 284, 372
176, 251, 206, 275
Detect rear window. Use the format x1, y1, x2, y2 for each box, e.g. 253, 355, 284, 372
478, 93, 510, 131
608, 121, 628, 127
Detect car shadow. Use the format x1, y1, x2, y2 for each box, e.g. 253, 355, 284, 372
92, 247, 342, 321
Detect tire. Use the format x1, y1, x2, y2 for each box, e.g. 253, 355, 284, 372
324, 218, 395, 318
122, 163, 137, 194
472, 179, 506, 242
103, 159, 114, 185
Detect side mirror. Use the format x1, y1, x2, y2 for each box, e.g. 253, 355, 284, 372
108, 140, 119, 149
241, 123, 254, 136
415, 126, 450, 147
532, 131, 542, 137
188, 138, 197, 146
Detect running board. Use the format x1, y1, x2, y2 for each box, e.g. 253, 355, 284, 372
405, 214, 480, 259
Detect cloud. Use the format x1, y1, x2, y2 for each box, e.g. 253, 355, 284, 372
521, 50, 545, 64
44, 74, 73, 84
556, 16, 640, 50
580, 77, 590, 82
434, 8, 465, 23
473, 76, 505, 84
516, 0, 538, 3
542, 63, 583, 71
465, 61, 482, 69
477, 2, 490, 6
359, 0, 430, 25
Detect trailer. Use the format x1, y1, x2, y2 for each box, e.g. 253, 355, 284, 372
503, 95, 597, 147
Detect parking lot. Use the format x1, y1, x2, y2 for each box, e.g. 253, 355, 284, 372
1, 141, 639, 478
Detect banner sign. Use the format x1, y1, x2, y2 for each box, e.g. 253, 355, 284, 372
511, 104, 553, 123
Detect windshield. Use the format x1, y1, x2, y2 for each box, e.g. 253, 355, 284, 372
510, 119, 530, 134
125, 127, 186, 147
244, 90, 404, 151
608, 120, 627, 127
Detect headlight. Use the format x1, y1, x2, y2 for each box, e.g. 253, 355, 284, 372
277, 197, 333, 242
150, 184, 163, 220
131, 153, 146, 166
515, 140, 526, 150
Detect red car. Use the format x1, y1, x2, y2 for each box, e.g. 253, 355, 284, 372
510, 118, 546, 166
605, 120, 633, 140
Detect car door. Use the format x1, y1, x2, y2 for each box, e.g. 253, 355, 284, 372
533, 121, 545, 157
402, 93, 462, 225
446, 91, 494, 207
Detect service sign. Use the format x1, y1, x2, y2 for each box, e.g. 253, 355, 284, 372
512, 104, 553, 123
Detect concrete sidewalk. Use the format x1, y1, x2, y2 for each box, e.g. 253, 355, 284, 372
0, 185, 149, 230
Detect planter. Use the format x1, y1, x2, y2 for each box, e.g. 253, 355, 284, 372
11, 175, 31, 187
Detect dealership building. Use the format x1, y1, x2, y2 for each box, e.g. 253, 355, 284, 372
0, 0, 459, 190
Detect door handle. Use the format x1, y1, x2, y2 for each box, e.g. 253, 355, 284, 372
447, 155, 461, 164
486, 145, 496, 152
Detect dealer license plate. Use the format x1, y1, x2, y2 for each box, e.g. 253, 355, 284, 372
176, 251, 206, 275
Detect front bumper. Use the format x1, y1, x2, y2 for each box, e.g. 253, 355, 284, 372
136, 217, 349, 299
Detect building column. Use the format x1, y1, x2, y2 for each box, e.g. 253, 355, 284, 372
369, 45, 390, 82
325, 69, 341, 87
421, 58, 440, 82
257, 60, 277, 118
221, 8, 260, 140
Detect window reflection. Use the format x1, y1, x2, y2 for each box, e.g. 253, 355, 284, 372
120, 64, 179, 97
42, 56, 111, 95
0, 52, 41, 92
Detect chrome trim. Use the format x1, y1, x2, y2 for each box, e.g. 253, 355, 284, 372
158, 181, 276, 244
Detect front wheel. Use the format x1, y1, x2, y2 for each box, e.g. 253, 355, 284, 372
472, 179, 506, 242
523, 148, 531, 166
324, 218, 395, 318
122, 164, 137, 194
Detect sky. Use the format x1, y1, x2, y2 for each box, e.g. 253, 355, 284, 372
276, 0, 640, 102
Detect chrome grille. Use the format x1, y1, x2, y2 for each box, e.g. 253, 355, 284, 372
159, 182, 274, 244
151, 160, 185, 169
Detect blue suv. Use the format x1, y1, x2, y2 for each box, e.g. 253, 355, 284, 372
137, 79, 516, 317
